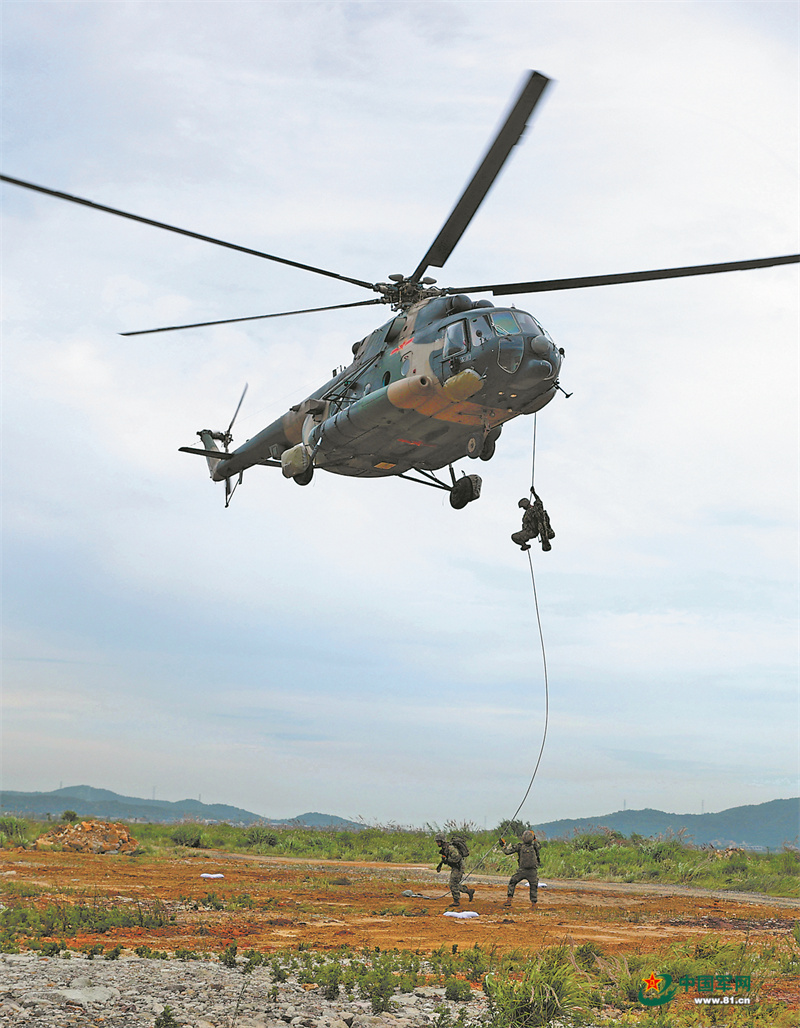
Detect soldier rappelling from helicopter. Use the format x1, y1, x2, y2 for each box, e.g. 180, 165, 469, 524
512, 492, 555, 551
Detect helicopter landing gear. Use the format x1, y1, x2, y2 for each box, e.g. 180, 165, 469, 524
467, 426, 501, 460
449, 474, 482, 509
294, 466, 314, 486
479, 436, 496, 460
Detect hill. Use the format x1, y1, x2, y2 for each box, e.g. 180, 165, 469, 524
0, 786, 363, 831
531, 798, 799, 851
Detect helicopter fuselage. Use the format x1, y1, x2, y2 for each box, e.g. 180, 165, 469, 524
208, 294, 563, 487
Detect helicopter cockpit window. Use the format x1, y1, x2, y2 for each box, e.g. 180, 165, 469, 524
488, 311, 522, 336
514, 311, 542, 335
492, 311, 524, 373
443, 321, 468, 360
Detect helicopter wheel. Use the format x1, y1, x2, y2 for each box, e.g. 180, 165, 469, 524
294, 466, 314, 486
479, 436, 496, 460
466, 433, 482, 459
449, 474, 482, 509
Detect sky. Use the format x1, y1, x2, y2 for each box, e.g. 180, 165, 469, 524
1, 0, 798, 831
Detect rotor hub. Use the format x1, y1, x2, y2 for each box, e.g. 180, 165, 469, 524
374, 275, 442, 311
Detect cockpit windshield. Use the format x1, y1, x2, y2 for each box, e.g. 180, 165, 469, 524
513, 311, 543, 335
488, 311, 521, 336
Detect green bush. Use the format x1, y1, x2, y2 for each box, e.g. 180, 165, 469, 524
484, 954, 588, 1026
153, 1007, 181, 1028
0, 817, 29, 848
444, 976, 472, 1002
170, 824, 204, 848
244, 825, 278, 847
219, 941, 238, 968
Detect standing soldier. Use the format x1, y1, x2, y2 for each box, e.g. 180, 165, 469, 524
434, 833, 475, 906
499, 829, 541, 907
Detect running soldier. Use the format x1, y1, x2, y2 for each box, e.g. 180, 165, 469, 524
500, 829, 541, 906
434, 833, 475, 906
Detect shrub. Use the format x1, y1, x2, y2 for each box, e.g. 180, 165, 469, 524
0, 817, 28, 847
244, 825, 277, 847
154, 1007, 181, 1028
170, 825, 204, 848
361, 962, 396, 1013
444, 977, 472, 1002
485, 953, 589, 1026
61, 810, 79, 823
219, 941, 238, 968
497, 819, 531, 838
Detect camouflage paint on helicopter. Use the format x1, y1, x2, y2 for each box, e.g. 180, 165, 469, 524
203, 294, 562, 505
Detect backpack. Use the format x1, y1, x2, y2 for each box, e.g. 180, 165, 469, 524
450, 836, 470, 858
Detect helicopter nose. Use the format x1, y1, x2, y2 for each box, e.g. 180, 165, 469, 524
528, 333, 551, 357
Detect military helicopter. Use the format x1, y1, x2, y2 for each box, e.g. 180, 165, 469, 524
3, 71, 797, 509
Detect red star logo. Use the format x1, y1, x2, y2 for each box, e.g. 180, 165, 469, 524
642, 973, 663, 993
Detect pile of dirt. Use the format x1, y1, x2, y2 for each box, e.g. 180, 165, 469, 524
35, 820, 137, 854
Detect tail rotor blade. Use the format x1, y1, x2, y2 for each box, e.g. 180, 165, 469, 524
226, 383, 248, 440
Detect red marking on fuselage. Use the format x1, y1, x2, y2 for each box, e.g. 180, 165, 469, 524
389, 338, 414, 355
397, 437, 435, 448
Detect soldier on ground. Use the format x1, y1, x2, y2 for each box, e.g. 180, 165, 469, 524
511, 493, 555, 551
434, 832, 475, 906
499, 829, 541, 907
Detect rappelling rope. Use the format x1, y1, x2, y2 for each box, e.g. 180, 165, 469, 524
449, 415, 550, 891
507, 412, 550, 821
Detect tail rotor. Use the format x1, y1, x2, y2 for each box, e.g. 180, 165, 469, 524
195, 383, 248, 506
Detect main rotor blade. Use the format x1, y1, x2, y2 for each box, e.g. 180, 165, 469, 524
447, 254, 800, 296
1, 174, 376, 291
409, 71, 550, 284
119, 299, 384, 336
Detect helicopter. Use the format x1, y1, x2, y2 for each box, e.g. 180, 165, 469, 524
2, 71, 797, 509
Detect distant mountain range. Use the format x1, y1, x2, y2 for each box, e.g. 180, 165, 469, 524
2, 787, 796, 851
531, 798, 799, 851
0, 785, 363, 831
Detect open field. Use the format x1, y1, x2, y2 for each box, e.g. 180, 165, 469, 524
1, 846, 799, 1026
4, 847, 799, 957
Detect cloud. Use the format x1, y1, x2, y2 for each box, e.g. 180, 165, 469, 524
1, 0, 797, 825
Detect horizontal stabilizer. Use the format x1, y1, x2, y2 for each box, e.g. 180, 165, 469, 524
179, 446, 233, 461
178, 446, 281, 468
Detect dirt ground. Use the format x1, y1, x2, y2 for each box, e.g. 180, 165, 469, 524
2, 847, 798, 963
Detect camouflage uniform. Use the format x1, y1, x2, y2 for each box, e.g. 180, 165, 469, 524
435, 834, 474, 905
511, 495, 555, 551
502, 830, 541, 905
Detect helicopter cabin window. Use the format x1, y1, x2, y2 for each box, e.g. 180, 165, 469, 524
490, 312, 524, 374
401, 352, 412, 376
443, 321, 468, 360
469, 314, 492, 346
